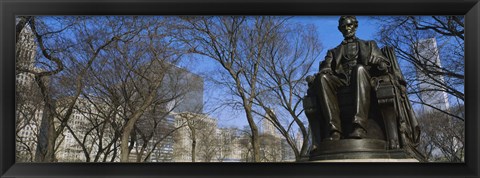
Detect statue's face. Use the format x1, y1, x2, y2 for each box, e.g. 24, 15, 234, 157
338, 18, 357, 38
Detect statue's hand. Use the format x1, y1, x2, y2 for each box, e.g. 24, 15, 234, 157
377, 62, 389, 73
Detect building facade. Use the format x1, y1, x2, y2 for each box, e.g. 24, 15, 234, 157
414, 38, 450, 113
260, 113, 296, 162
172, 112, 244, 162
15, 22, 43, 162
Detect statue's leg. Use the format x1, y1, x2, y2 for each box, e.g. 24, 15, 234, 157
304, 87, 322, 151
350, 65, 371, 138
316, 73, 345, 140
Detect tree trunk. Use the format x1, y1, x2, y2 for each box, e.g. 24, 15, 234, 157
191, 139, 196, 162
34, 76, 57, 162
245, 109, 260, 162
187, 118, 197, 162
119, 122, 135, 162
35, 104, 56, 162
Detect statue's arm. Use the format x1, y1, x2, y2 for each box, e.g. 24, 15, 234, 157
319, 50, 333, 74
369, 41, 391, 72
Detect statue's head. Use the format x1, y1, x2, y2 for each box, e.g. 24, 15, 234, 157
338, 16, 358, 39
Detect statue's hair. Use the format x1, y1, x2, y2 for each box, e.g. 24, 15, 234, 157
338, 16, 358, 27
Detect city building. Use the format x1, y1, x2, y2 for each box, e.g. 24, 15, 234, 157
55, 97, 107, 162
261, 113, 280, 138
15, 21, 43, 162
169, 65, 204, 114
54, 61, 205, 162
172, 112, 216, 162
16, 20, 37, 87
414, 38, 450, 113
216, 127, 243, 162
259, 111, 296, 162
132, 63, 205, 162
172, 112, 244, 162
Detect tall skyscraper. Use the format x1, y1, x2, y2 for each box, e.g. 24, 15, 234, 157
133, 62, 205, 162
171, 66, 204, 113
15, 21, 43, 162
414, 38, 450, 113
16, 20, 37, 87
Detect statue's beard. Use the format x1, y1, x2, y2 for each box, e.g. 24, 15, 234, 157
342, 30, 356, 38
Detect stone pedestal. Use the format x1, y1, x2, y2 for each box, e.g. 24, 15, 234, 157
311, 158, 419, 162
309, 139, 421, 162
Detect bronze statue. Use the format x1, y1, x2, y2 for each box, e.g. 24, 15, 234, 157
304, 16, 422, 161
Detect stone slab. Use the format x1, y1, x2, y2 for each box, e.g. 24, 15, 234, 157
315, 139, 386, 154
309, 139, 418, 161
311, 158, 420, 162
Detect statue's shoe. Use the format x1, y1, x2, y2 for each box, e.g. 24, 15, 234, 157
349, 127, 367, 139
325, 131, 341, 141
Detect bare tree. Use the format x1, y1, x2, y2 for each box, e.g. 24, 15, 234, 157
417, 105, 464, 162
57, 96, 120, 162
173, 112, 219, 162
15, 91, 43, 162
183, 113, 197, 162
133, 103, 190, 162
374, 16, 464, 120
196, 120, 220, 162
238, 126, 254, 162
177, 16, 304, 162
252, 21, 322, 161
373, 16, 464, 163
16, 16, 170, 162
77, 17, 188, 162
16, 16, 128, 162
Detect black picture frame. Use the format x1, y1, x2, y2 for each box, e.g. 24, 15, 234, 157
1, 0, 479, 177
